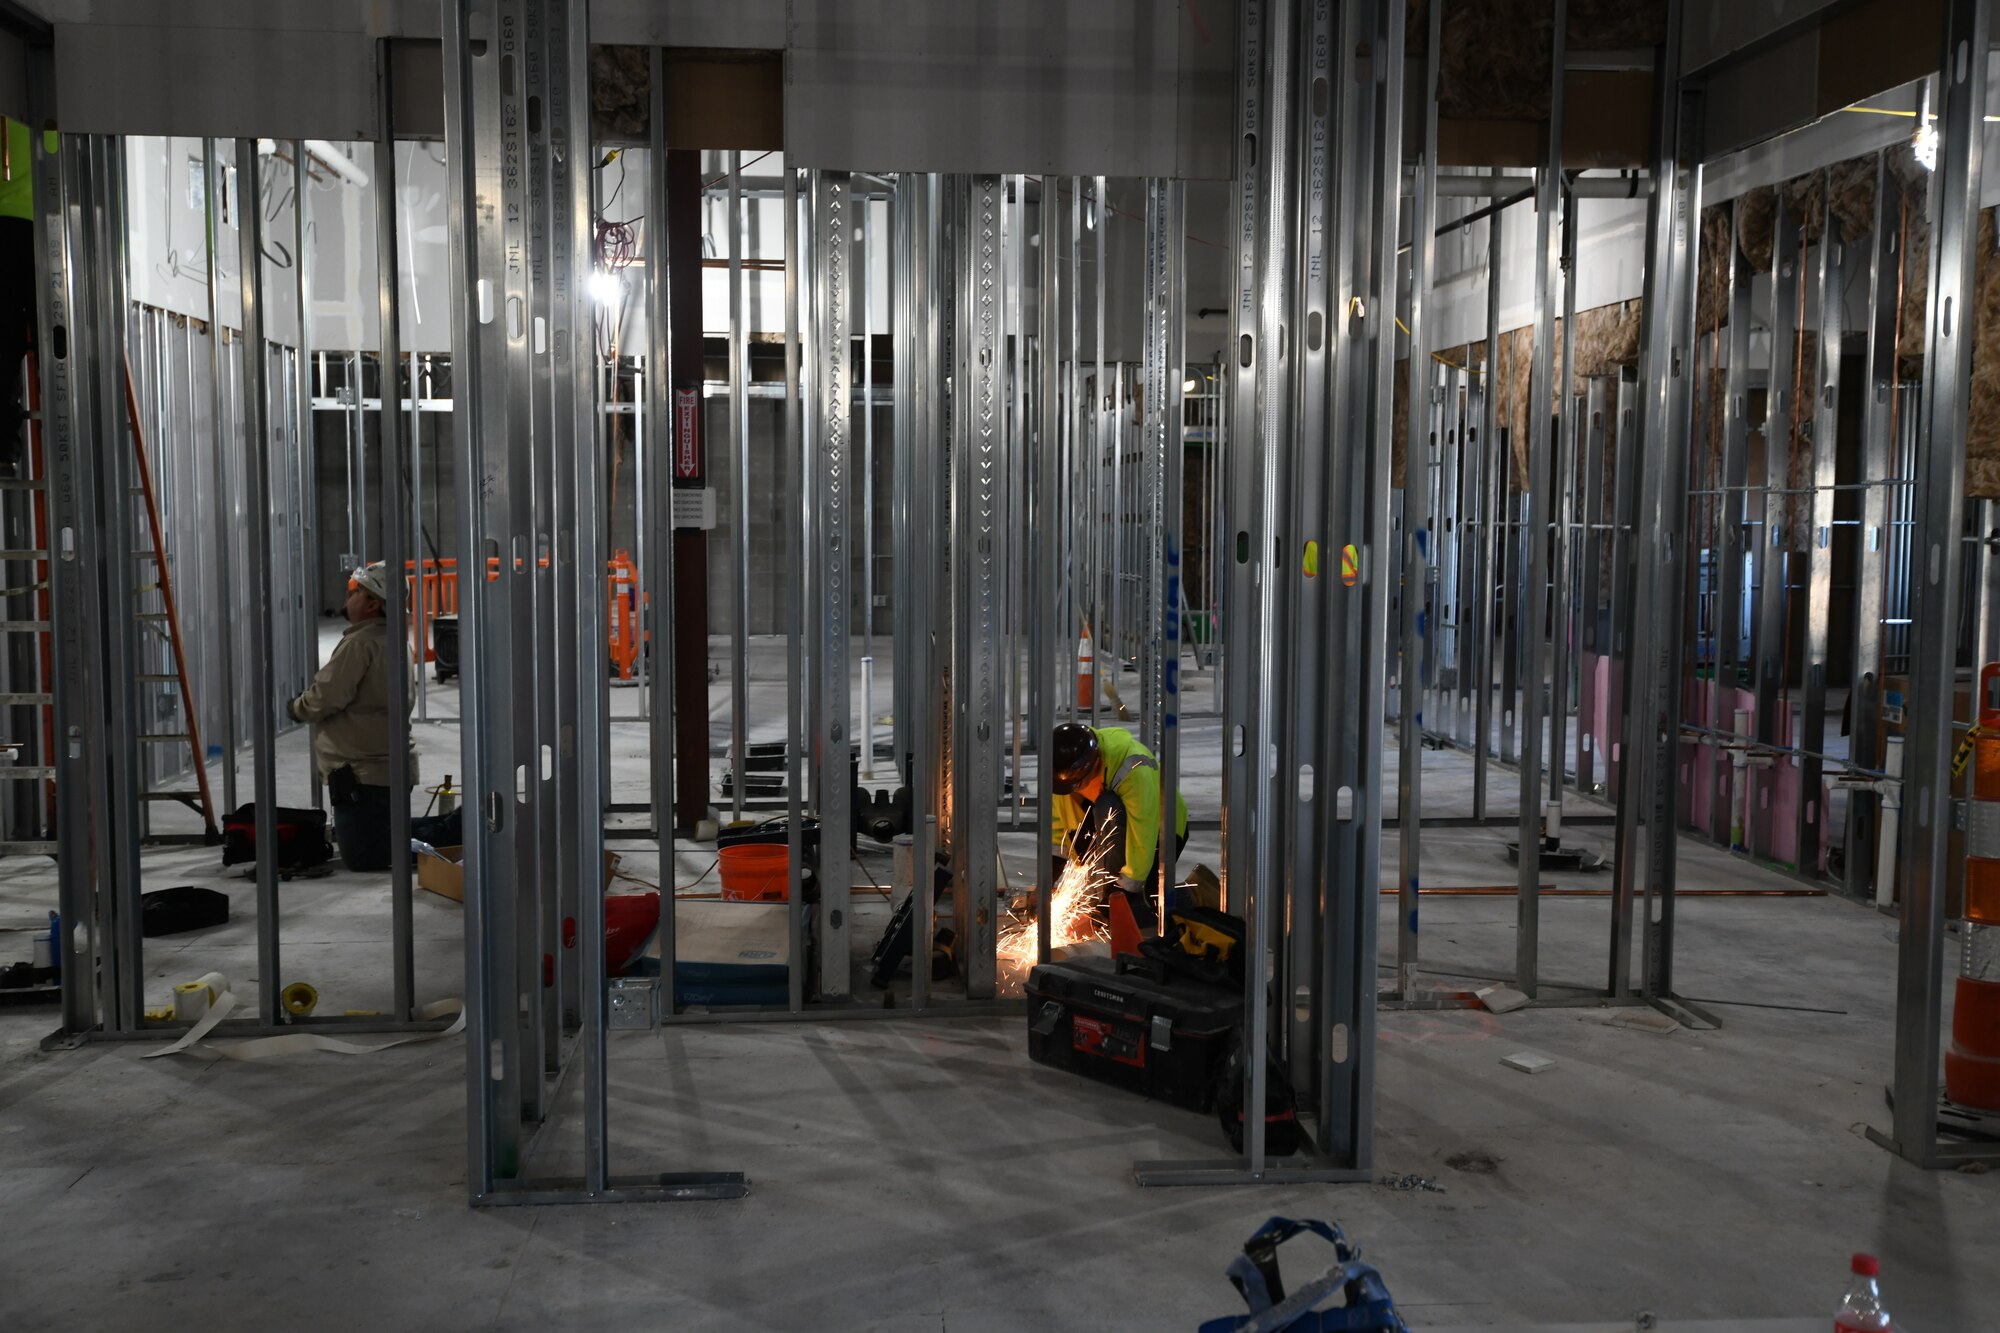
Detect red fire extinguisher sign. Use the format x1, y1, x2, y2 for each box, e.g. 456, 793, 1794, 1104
674, 388, 700, 481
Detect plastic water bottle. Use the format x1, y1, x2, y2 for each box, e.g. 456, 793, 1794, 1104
1834, 1253, 1891, 1331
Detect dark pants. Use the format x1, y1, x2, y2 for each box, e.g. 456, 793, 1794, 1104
333, 783, 395, 872
1068, 792, 1186, 926
0, 216, 34, 470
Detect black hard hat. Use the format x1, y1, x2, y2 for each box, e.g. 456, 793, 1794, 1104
1049, 723, 1103, 796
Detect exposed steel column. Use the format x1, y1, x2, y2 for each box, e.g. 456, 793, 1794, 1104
667, 148, 708, 834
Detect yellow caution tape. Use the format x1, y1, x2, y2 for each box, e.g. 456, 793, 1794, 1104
1955, 724, 1984, 780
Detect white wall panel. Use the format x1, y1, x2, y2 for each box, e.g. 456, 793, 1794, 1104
122, 136, 304, 347
1429, 194, 1650, 357
304, 140, 455, 354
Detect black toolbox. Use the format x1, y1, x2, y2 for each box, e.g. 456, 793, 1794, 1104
1025, 956, 1242, 1112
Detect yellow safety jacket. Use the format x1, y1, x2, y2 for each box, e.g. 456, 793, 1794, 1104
1049, 726, 1190, 881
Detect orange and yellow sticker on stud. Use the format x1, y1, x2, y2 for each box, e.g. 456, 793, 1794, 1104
1340, 543, 1360, 586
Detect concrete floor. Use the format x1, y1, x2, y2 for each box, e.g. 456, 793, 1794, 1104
0, 634, 1993, 1329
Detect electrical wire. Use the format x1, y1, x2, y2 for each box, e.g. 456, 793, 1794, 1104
598, 148, 630, 217
701, 150, 776, 193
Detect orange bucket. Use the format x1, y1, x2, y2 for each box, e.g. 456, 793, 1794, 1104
719, 843, 790, 901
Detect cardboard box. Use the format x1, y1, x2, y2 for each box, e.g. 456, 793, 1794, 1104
417, 845, 621, 904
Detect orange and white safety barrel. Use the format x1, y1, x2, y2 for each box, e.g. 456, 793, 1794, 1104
1077, 627, 1095, 709
1948, 662, 2000, 1110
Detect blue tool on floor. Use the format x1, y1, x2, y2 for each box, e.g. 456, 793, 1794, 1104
1200, 1217, 1408, 1333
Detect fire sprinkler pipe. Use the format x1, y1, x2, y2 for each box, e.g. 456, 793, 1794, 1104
1384, 885, 1826, 898
256, 139, 370, 188
1432, 172, 1652, 198
1408, 173, 1653, 256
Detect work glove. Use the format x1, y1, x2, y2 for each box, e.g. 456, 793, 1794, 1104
1115, 873, 1145, 898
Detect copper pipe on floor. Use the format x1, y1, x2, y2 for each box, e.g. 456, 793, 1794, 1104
1382, 885, 1825, 897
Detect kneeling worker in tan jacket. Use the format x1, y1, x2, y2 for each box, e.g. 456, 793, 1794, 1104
288, 563, 418, 871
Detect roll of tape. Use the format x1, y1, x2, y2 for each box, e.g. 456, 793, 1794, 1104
172, 971, 228, 1023
281, 981, 318, 1017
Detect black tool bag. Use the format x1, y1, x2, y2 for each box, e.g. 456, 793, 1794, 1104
867, 850, 951, 989
410, 805, 463, 848
141, 886, 230, 937
1124, 906, 1248, 990
221, 803, 332, 873
719, 816, 821, 862
1026, 956, 1243, 1112
1214, 1038, 1304, 1157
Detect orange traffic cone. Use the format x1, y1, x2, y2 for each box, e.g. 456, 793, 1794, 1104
1077, 628, 1095, 709
1949, 664, 2000, 1110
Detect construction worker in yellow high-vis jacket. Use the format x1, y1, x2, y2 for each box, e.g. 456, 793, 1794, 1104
1047, 722, 1189, 913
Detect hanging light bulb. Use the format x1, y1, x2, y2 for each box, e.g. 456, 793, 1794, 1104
589, 269, 625, 306
1914, 78, 1940, 173
1914, 120, 1940, 172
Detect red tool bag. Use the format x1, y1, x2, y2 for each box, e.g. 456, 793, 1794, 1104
220, 804, 331, 874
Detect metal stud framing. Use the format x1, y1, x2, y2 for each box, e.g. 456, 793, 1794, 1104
31, 0, 1990, 1218
32, 106, 107, 1038
1797, 186, 1843, 876
950, 174, 1004, 1001
29, 62, 449, 1052
1871, 0, 2000, 1170
1711, 202, 1752, 850
442, 0, 743, 1204
1515, 0, 1566, 997
809, 168, 853, 998
1755, 202, 1801, 870
1139, 0, 1393, 1189
1472, 177, 1504, 822
1036, 172, 1060, 966
1578, 373, 1611, 798
1847, 151, 1900, 905
1394, 0, 1442, 999
1613, 1, 1702, 1015
1278, 0, 1336, 1080
373, 41, 416, 1025
649, 48, 682, 1011
1145, 178, 1185, 919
